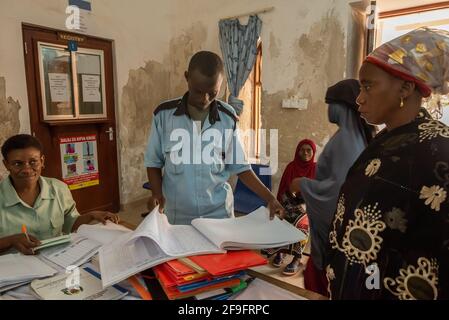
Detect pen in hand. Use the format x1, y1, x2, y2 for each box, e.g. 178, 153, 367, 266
21, 224, 34, 254
21, 224, 30, 242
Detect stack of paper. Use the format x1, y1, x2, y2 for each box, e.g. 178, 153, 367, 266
0, 254, 57, 292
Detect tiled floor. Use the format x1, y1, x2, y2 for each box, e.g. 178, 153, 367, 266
118, 199, 149, 227
118, 199, 308, 290
250, 254, 309, 289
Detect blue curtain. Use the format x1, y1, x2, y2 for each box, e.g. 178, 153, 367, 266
219, 15, 262, 115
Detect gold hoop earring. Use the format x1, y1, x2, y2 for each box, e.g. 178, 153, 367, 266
400, 97, 404, 108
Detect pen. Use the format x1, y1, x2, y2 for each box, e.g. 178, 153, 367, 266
22, 224, 35, 254
21, 224, 30, 242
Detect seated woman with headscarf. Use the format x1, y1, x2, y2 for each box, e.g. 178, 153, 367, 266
264, 139, 317, 275
325, 27, 449, 300
0, 134, 120, 255
290, 79, 375, 296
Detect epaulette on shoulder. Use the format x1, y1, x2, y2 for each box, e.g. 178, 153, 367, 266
153, 99, 182, 115
217, 102, 239, 125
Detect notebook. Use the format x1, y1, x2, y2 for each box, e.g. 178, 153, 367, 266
34, 235, 71, 251
39, 222, 132, 269
191, 206, 307, 250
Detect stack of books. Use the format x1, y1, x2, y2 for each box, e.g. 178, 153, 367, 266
152, 250, 267, 300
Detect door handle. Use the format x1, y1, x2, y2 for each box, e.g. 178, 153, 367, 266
106, 127, 114, 141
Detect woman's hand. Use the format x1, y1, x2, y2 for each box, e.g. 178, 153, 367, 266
88, 211, 120, 224
8, 234, 41, 255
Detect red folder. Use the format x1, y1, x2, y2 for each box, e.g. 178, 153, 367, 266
154, 263, 210, 287
188, 250, 267, 276
162, 278, 241, 300
165, 260, 195, 276
153, 265, 178, 287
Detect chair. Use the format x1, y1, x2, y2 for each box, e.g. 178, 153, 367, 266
233, 163, 272, 214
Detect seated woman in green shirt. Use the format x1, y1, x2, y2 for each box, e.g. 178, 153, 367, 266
0, 134, 119, 255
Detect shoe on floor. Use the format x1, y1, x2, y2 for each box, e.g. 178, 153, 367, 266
272, 253, 285, 268
282, 259, 301, 276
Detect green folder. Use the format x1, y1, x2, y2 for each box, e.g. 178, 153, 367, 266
34, 235, 71, 251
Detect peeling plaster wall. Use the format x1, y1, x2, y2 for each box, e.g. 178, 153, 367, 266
119, 23, 209, 203
172, 0, 353, 193
1, 0, 355, 204
0, 77, 21, 179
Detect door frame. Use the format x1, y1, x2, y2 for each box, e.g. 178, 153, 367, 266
22, 23, 120, 213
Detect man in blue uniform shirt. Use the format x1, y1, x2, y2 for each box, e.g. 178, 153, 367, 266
144, 51, 284, 225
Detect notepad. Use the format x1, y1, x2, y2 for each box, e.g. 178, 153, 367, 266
34, 235, 71, 251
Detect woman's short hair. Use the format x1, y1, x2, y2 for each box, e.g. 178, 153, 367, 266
1, 134, 43, 160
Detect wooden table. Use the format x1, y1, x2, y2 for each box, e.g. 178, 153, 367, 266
247, 268, 328, 300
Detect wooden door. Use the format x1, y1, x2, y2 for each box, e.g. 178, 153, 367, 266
22, 23, 120, 213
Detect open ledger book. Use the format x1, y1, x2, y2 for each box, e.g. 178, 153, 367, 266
39, 221, 131, 269
99, 206, 306, 288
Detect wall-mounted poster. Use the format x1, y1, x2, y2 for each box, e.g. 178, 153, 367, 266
59, 135, 99, 190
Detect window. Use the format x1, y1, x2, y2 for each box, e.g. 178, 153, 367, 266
38, 42, 107, 121
237, 41, 262, 160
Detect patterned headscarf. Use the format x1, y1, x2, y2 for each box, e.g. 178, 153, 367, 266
366, 27, 449, 98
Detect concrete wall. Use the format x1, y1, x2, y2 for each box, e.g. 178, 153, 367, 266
0, 0, 356, 204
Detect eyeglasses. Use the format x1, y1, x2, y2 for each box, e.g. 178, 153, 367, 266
8, 159, 42, 170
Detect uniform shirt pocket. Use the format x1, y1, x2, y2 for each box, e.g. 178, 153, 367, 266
50, 211, 64, 234
164, 142, 185, 175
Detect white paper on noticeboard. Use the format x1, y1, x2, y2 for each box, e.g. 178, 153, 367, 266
48, 73, 69, 102
81, 74, 101, 102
